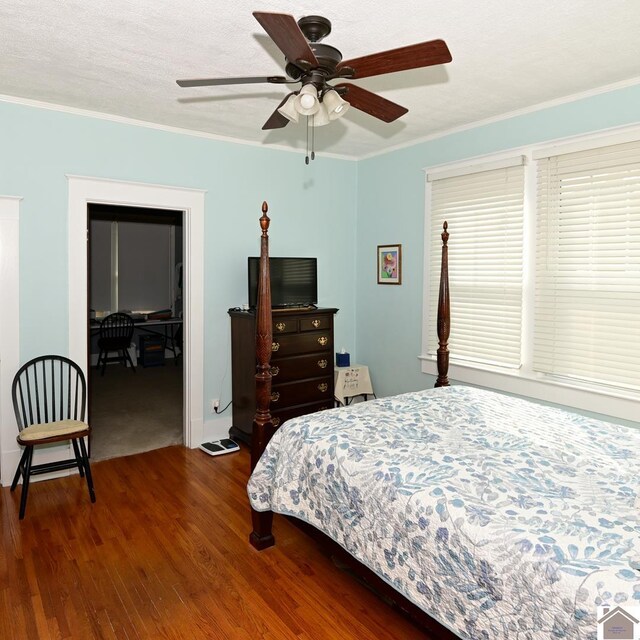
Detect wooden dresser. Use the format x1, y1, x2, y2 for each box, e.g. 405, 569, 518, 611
228, 307, 338, 446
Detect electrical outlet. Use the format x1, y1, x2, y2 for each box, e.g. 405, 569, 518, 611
210, 398, 220, 413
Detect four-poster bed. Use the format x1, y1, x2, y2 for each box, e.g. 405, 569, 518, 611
246, 202, 640, 639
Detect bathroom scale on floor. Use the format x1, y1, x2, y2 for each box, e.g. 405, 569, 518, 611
199, 438, 240, 456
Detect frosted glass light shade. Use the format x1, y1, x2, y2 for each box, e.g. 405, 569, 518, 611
277, 94, 299, 123
311, 103, 330, 127
323, 89, 350, 120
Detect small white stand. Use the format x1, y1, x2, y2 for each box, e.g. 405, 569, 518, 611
334, 364, 375, 406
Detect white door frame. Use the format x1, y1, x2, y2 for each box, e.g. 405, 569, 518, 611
0, 196, 21, 486
68, 176, 205, 449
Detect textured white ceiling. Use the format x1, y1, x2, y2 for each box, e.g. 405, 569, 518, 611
1, 0, 640, 158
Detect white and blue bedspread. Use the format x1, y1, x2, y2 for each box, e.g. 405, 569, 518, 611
248, 386, 640, 639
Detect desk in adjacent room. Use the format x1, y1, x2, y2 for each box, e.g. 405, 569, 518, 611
91, 317, 183, 361
334, 364, 375, 406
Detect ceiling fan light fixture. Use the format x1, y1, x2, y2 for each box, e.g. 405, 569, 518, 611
323, 89, 350, 120
277, 93, 299, 123
294, 84, 320, 116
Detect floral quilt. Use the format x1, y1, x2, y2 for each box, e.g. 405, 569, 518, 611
248, 386, 640, 639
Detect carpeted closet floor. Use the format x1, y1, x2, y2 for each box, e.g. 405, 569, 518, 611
89, 360, 183, 461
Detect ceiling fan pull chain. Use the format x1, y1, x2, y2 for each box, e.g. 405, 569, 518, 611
311, 116, 316, 161
305, 116, 310, 164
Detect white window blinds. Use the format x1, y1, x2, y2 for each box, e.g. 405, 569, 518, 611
427, 160, 525, 368
534, 140, 640, 392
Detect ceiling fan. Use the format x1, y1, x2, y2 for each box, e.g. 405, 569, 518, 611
177, 11, 452, 132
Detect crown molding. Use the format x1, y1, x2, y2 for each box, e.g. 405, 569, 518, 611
0, 93, 355, 162
2, 75, 639, 163
358, 75, 640, 161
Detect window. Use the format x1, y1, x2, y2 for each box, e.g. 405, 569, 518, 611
89, 219, 180, 315
421, 129, 640, 421
426, 157, 525, 368
534, 140, 640, 392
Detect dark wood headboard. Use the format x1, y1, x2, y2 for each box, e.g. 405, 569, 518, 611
248, 205, 451, 549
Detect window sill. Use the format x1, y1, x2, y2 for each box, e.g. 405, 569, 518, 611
419, 356, 639, 424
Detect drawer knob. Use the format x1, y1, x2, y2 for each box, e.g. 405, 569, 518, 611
270, 365, 280, 377
271, 342, 280, 352
317, 336, 328, 346
318, 383, 328, 393
312, 319, 321, 328
317, 359, 328, 369
270, 391, 280, 403
275, 322, 286, 332
272, 417, 281, 427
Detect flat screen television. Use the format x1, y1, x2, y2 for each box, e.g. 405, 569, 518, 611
248, 257, 318, 309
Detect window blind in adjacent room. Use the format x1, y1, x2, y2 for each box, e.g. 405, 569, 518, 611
118, 222, 173, 312
534, 139, 640, 392
427, 158, 525, 368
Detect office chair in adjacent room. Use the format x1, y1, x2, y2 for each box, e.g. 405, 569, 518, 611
97, 312, 136, 376
11, 355, 96, 519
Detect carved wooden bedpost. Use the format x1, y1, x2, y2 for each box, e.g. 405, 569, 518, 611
435, 221, 450, 388
249, 201, 276, 550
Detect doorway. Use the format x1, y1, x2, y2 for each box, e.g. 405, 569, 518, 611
68, 176, 205, 461
88, 204, 184, 460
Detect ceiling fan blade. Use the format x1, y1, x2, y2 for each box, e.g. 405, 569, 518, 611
177, 76, 293, 88
253, 12, 319, 68
337, 39, 452, 80
262, 93, 296, 130
334, 83, 408, 123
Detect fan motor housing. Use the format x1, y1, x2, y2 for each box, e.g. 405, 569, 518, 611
285, 43, 343, 81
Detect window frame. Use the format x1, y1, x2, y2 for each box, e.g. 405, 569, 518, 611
420, 124, 640, 423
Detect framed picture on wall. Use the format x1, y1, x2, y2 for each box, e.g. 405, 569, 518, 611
377, 244, 402, 285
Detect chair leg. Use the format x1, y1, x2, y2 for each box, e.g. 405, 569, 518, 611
10, 447, 29, 491
101, 350, 108, 376
72, 439, 85, 478
96, 349, 103, 370
18, 446, 34, 520
78, 437, 96, 503
125, 347, 136, 373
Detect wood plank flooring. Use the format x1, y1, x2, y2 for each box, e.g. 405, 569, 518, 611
0, 445, 432, 639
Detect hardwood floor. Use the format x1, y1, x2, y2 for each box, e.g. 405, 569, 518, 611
0, 445, 431, 639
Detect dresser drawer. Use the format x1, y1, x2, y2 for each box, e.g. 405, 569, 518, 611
272, 318, 297, 334
299, 314, 332, 332
270, 400, 333, 428
271, 332, 332, 357
270, 353, 331, 383
270, 376, 333, 407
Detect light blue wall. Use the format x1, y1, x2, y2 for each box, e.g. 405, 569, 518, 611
0, 101, 357, 420
3, 82, 639, 431
355, 82, 640, 426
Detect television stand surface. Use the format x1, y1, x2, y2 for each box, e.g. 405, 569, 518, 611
272, 305, 317, 313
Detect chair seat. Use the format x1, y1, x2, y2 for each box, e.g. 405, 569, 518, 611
17, 419, 89, 442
